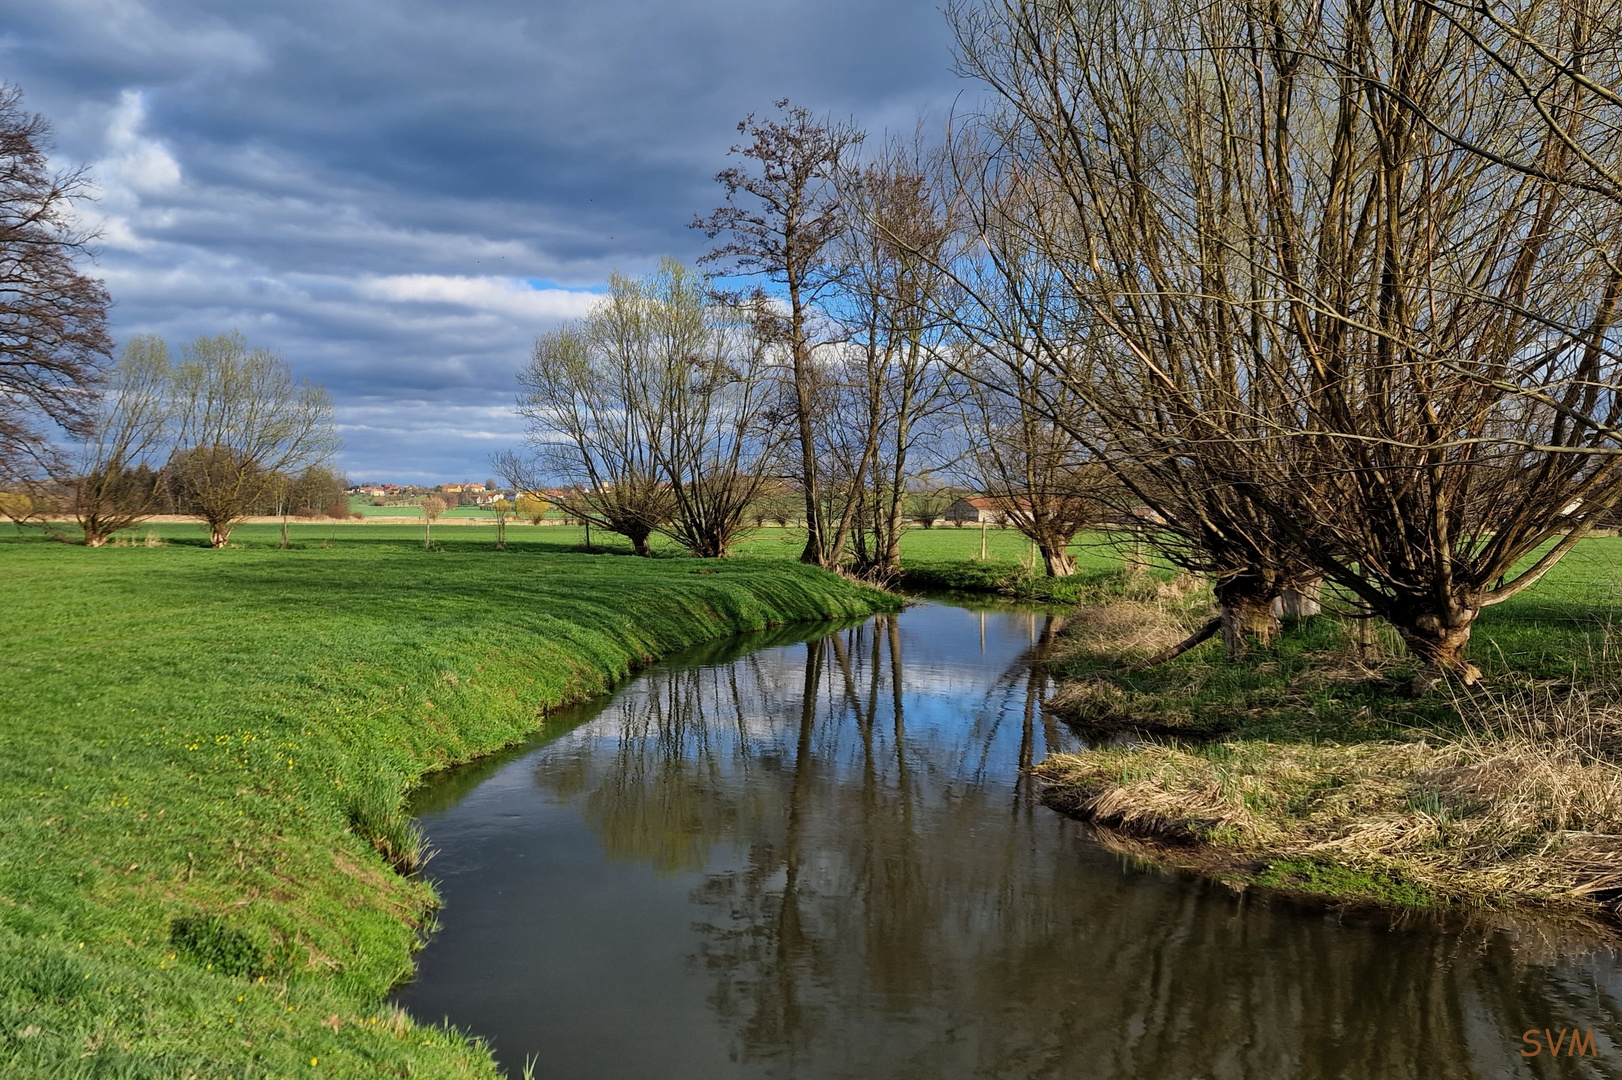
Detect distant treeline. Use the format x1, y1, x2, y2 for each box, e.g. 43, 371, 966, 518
49, 460, 348, 520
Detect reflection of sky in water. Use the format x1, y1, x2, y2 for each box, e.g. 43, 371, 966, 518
399, 603, 1622, 1080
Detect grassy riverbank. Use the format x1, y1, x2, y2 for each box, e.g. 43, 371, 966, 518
1034, 538, 1622, 920
0, 538, 893, 1078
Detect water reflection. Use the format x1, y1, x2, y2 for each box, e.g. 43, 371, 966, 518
399, 603, 1622, 1080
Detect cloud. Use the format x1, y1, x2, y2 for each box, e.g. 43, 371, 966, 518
101, 90, 182, 194
5, 0, 974, 480
75, 90, 183, 250
357, 276, 600, 323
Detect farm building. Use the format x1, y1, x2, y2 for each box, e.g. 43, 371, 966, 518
943, 496, 1030, 525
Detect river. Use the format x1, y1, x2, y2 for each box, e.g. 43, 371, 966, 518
396, 600, 1622, 1079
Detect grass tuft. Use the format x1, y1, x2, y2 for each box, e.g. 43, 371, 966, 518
169, 915, 265, 978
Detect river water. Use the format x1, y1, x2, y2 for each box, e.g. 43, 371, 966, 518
397, 601, 1622, 1079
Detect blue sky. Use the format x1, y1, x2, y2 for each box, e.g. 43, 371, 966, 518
6, 0, 973, 481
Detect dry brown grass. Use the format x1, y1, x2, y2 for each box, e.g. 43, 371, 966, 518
1041, 586, 1429, 736
1042, 585, 1225, 731
1057, 599, 1192, 661
1037, 678, 1622, 915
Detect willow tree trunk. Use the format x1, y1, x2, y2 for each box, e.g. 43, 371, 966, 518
1390, 598, 1483, 692
877, 389, 915, 577
1353, 616, 1382, 661
1275, 579, 1322, 617
1122, 540, 1150, 576
1038, 543, 1076, 577
1213, 570, 1282, 660
210, 521, 233, 548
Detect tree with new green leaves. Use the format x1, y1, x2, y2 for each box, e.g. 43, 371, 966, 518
168, 332, 338, 548
489, 496, 512, 549
514, 492, 549, 526
506, 261, 780, 558
420, 495, 447, 550
637, 260, 781, 558
501, 308, 674, 557
68, 334, 174, 547
0, 490, 34, 533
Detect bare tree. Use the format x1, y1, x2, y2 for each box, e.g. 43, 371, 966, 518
269, 464, 348, 545
909, 485, 953, 529
832, 146, 961, 577
958, 348, 1096, 577
505, 290, 676, 556
0, 84, 112, 484
489, 496, 512, 549
169, 332, 339, 547
68, 334, 173, 547
641, 264, 782, 557
951, 0, 1622, 682
420, 495, 447, 550
694, 101, 865, 567
286, 466, 346, 517
942, 134, 1317, 654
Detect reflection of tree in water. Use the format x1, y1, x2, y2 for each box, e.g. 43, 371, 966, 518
531, 622, 843, 871
532, 611, 1622, 1079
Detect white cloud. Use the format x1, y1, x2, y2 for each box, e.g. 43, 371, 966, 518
102, 90, 182, 193
78, 90, 184, 251
357, 275, 601, 322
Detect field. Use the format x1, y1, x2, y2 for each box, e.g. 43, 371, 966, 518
0, 533, 893, 1078
73, 516, 1131, 573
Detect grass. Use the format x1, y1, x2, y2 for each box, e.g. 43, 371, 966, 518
53, 517, 1138, 574
0, 533, 894, 1077
1038, 683, 1622, 915
22, 508, 1617, 1071
1034, 537, 1622, 919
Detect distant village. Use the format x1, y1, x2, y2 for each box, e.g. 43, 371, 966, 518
341, 481, 1162, 532
348, 481, 544, 507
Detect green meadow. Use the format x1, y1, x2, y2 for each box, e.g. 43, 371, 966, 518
83, 518, 1131, 586
0, 533, 893, 1078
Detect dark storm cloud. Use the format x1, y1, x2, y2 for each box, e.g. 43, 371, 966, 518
3, 0, 972, 481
